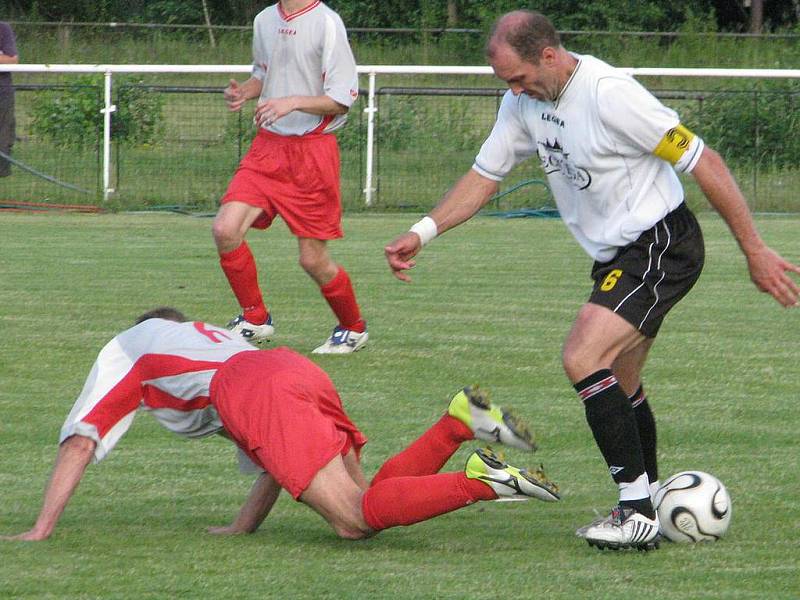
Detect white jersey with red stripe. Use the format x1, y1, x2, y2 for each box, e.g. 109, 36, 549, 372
473, 53, 704, 263
251, 1, 359, 136
60, 318, 258, 464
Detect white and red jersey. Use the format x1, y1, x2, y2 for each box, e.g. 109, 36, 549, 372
474, 53, 704, 262
60, 318, 258, 464
251, 1, 359, 136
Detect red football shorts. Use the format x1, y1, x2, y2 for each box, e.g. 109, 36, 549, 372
210, 347, 367, 499
221, 130, 343, 240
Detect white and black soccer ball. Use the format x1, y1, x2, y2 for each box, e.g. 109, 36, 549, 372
654, 471, 732, 543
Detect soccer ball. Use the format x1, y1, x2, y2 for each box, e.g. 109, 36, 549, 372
654, 471, 732, 543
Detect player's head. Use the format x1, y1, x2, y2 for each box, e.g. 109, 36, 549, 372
486, 10, 560, 67
134, 306, 189, 325
486, 11, 566, 101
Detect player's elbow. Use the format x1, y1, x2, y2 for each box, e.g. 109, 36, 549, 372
696, 146, 725, 171
61, 434, 97, 453
60, 434, 98, 466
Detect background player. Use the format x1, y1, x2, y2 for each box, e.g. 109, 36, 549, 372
2, 308, 558, 542
213, 0, 367, 354
384, 10, 799, 551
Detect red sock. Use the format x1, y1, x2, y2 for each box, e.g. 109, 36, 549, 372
371, 415, 473, 486
320, 267, 364, 332
362, 472, 497, 530
219, 242, 268, 325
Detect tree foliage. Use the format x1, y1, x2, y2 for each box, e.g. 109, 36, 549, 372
8, 0, 799, 32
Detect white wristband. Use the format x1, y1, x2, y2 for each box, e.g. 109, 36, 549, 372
409, 216, 438, 246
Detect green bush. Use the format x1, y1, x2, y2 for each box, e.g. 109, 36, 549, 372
373, 94, 493, 152
30, 75, 165, 148
684, 82, 800, 168
333, 109, 363, 153
222, 110, 257, 148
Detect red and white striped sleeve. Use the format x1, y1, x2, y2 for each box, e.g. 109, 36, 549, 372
59, 337, 143, 463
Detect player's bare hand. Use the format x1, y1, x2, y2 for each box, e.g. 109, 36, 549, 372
254, 97, 295, 128
224, 79, 247, 112
384, 232, 422, 283
747, 246, 800, 307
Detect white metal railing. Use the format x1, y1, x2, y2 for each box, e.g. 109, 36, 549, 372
3, 64, 800, 203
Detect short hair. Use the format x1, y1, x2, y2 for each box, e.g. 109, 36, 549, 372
486, 10, 561, 65
134, 306, 188, 325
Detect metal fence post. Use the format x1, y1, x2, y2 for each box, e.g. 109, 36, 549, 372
101, 69, 117, 201
753, 89, 759, 210
363, 70, 377, 206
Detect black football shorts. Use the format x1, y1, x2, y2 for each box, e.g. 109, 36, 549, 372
588, 202, 705, 338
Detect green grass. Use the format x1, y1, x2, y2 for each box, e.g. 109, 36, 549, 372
1, 213, 799, 599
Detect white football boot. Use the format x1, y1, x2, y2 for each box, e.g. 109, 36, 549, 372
312, 325, 368, 354
227, 314, 274, 343
465, 447, 560, 502
578, 505, 660, 551
447, 386, 536, 451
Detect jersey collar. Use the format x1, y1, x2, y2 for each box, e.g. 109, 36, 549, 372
278, 0, 321, 22
554, 53, 582, 108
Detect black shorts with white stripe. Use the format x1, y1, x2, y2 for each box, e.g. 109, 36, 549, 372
588, 202, 705, 338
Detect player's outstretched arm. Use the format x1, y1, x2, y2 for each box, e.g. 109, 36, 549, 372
1, 435, 96, 542
208, 472, 282, 535
692, 147, 800, 307
384, 169, 499, 282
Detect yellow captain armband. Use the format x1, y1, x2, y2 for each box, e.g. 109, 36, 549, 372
653, 124, 696, 165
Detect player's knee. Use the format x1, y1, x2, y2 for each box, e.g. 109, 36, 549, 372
299, 255, 337, 285
331, 522, 371, 540
298, 252, 323, 275
331, 513, 374, 540
211, 219, 241, 252
327, 500, 374, 540
297, 253, 314, 273
562, 342, 588, 382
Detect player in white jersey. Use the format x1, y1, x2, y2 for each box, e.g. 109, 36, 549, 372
385, 10, 800, 551
212, 0, 368, 354
3, 307, 559, 542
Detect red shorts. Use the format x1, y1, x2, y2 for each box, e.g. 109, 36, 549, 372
210, 348, 367, 499
222, 130, 343, 240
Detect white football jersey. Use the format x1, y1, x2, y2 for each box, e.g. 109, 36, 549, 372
251, 1, 359, 135
474, 53, 704, 262
60, 319, 258, 464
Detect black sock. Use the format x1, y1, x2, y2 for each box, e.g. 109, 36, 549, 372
576, 369, 647, 488
620, 497, 655, 520
630, 385, 658, 484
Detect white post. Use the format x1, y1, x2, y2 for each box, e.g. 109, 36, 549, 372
101, 70, 116, 201
363, 71, 377, 206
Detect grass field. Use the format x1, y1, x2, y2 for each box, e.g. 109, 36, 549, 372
1, 212, 798, 599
